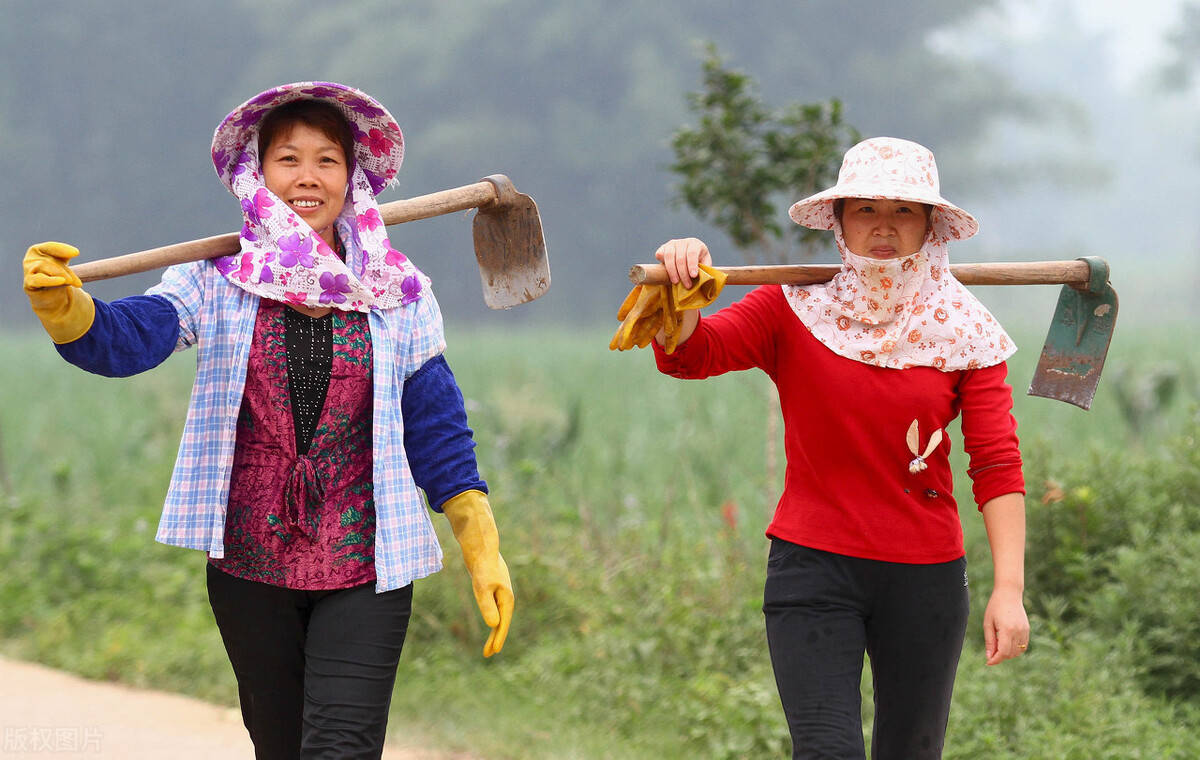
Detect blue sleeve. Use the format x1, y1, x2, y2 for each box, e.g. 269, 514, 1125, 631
55, 295, 181, 378
401, 354, 487, 511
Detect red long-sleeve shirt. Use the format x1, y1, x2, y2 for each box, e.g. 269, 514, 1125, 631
654, 285, 1024, 564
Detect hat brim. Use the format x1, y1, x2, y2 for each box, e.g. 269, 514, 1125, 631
211, 81, 403, 197
788, 185, 978, 241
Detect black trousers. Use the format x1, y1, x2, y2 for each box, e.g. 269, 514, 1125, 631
763, 539, 970, 760
206, 564, 413, 760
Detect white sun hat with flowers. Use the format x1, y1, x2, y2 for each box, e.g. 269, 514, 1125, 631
787, 136, 978, 242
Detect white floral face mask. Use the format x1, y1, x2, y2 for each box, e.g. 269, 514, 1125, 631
782, 223, 1015, 371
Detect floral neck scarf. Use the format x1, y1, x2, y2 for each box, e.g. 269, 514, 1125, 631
213, 137, 426, 311
782, 225, 1015, 371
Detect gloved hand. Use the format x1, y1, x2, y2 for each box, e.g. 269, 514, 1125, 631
442, 490, 514, 657
23, 242, 96, 344
609, 262, 726, 354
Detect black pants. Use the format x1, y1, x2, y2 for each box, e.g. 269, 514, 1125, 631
206, 564, 413, 760
762, 540, 969, 760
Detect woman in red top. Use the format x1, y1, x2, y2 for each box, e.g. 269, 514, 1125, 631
651, 137, 1029, 759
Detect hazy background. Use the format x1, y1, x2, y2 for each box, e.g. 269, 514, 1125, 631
3, 0, 1197, 330
3, 4, 1199, 756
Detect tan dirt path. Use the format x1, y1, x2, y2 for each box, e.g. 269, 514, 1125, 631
0, 656, 470, 759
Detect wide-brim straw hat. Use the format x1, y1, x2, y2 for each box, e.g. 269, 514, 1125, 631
211, 81, 403, 197
788, 136, 978, 240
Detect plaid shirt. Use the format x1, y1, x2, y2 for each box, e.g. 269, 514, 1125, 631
147, 262, 447, 591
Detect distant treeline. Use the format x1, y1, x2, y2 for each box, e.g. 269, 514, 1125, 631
3, 0, 1063, 325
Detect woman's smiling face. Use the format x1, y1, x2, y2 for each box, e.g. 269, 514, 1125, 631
838, 198, 931, 259
261, 122, 349, 249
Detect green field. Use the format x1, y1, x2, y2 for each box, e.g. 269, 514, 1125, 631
1, 321, 1197, 759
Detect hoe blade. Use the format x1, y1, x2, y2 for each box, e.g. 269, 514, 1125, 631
472, 190, 550, 310
1028, 257, 1118, 410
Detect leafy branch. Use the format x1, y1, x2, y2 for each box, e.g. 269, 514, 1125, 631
670, 44, 859, 264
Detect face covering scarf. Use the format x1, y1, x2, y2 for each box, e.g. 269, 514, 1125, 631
213, 136, 426, 312
782, 223, 1015, 371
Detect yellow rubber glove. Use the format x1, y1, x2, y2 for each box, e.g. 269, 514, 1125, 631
673, 262, 726, 309
442, 490, 514, 657
609, 263, 726, 354
608, 284, 664, 351
23, 242, 96, 344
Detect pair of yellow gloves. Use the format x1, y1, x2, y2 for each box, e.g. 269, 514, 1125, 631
608, 263, 725, 354
23, 242, 514, 657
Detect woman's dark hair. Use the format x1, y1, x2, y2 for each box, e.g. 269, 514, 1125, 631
258, 99, 355, 166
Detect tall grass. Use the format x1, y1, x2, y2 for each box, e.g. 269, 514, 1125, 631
1, 319, 1197, 758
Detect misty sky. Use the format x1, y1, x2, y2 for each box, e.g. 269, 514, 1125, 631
3, 0, 1194, 328
933, 0, 1197, 326
1009, 0, 1183, 67
1064, 0, 1183, 84
938, 0, 1185, 88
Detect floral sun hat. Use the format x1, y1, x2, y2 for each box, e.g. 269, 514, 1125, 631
781, 137, 1013, 372
212, 81, 403, 195
788, 137, 978, 242
208, 81, 426, 311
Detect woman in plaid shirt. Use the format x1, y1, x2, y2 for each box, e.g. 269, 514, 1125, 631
22, 81, 514, 759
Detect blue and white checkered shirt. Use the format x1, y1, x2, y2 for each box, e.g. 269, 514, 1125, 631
146, 261, 448, 591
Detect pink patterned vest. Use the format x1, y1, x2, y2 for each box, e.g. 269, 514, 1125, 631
210, 300, 376, 589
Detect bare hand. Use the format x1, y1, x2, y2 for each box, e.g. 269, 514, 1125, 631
655, 238, 712, 289
984, 587, 1030, 665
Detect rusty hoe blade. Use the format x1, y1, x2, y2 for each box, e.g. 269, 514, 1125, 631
1028, 256, 1119, 410
472, 175, 551, 310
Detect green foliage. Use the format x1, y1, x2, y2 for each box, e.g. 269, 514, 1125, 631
1089, 520, 1200, 700
0, 340, 232, 701
2, 325, 1198, 758
945, 630, 1200, 759
1023, 402, 1200, 703
1108, 360, 1196, 434
670, 45, 859, 263
2, 0, 1057, 326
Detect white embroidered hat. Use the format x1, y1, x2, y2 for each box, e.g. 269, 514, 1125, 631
788, 137, 978, 241
211, 81, 404, 197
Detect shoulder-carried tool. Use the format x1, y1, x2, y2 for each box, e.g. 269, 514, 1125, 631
629, 259, 1118, 409
70, 175, 549, 310
1024, 257, 1117, 410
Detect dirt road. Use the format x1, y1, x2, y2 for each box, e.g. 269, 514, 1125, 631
0, 657, 469, 759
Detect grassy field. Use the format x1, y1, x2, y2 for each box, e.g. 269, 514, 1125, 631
1, 318, 1197, 759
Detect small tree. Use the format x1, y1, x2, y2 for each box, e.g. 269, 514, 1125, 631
670, 44, 860, 264
670, 45, 861, 512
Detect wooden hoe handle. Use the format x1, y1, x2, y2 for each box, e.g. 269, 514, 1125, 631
72, 179, 507, 283
629, 260, 1095, 288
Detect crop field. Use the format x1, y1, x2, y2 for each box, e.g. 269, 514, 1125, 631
1, 320, 1197, 759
